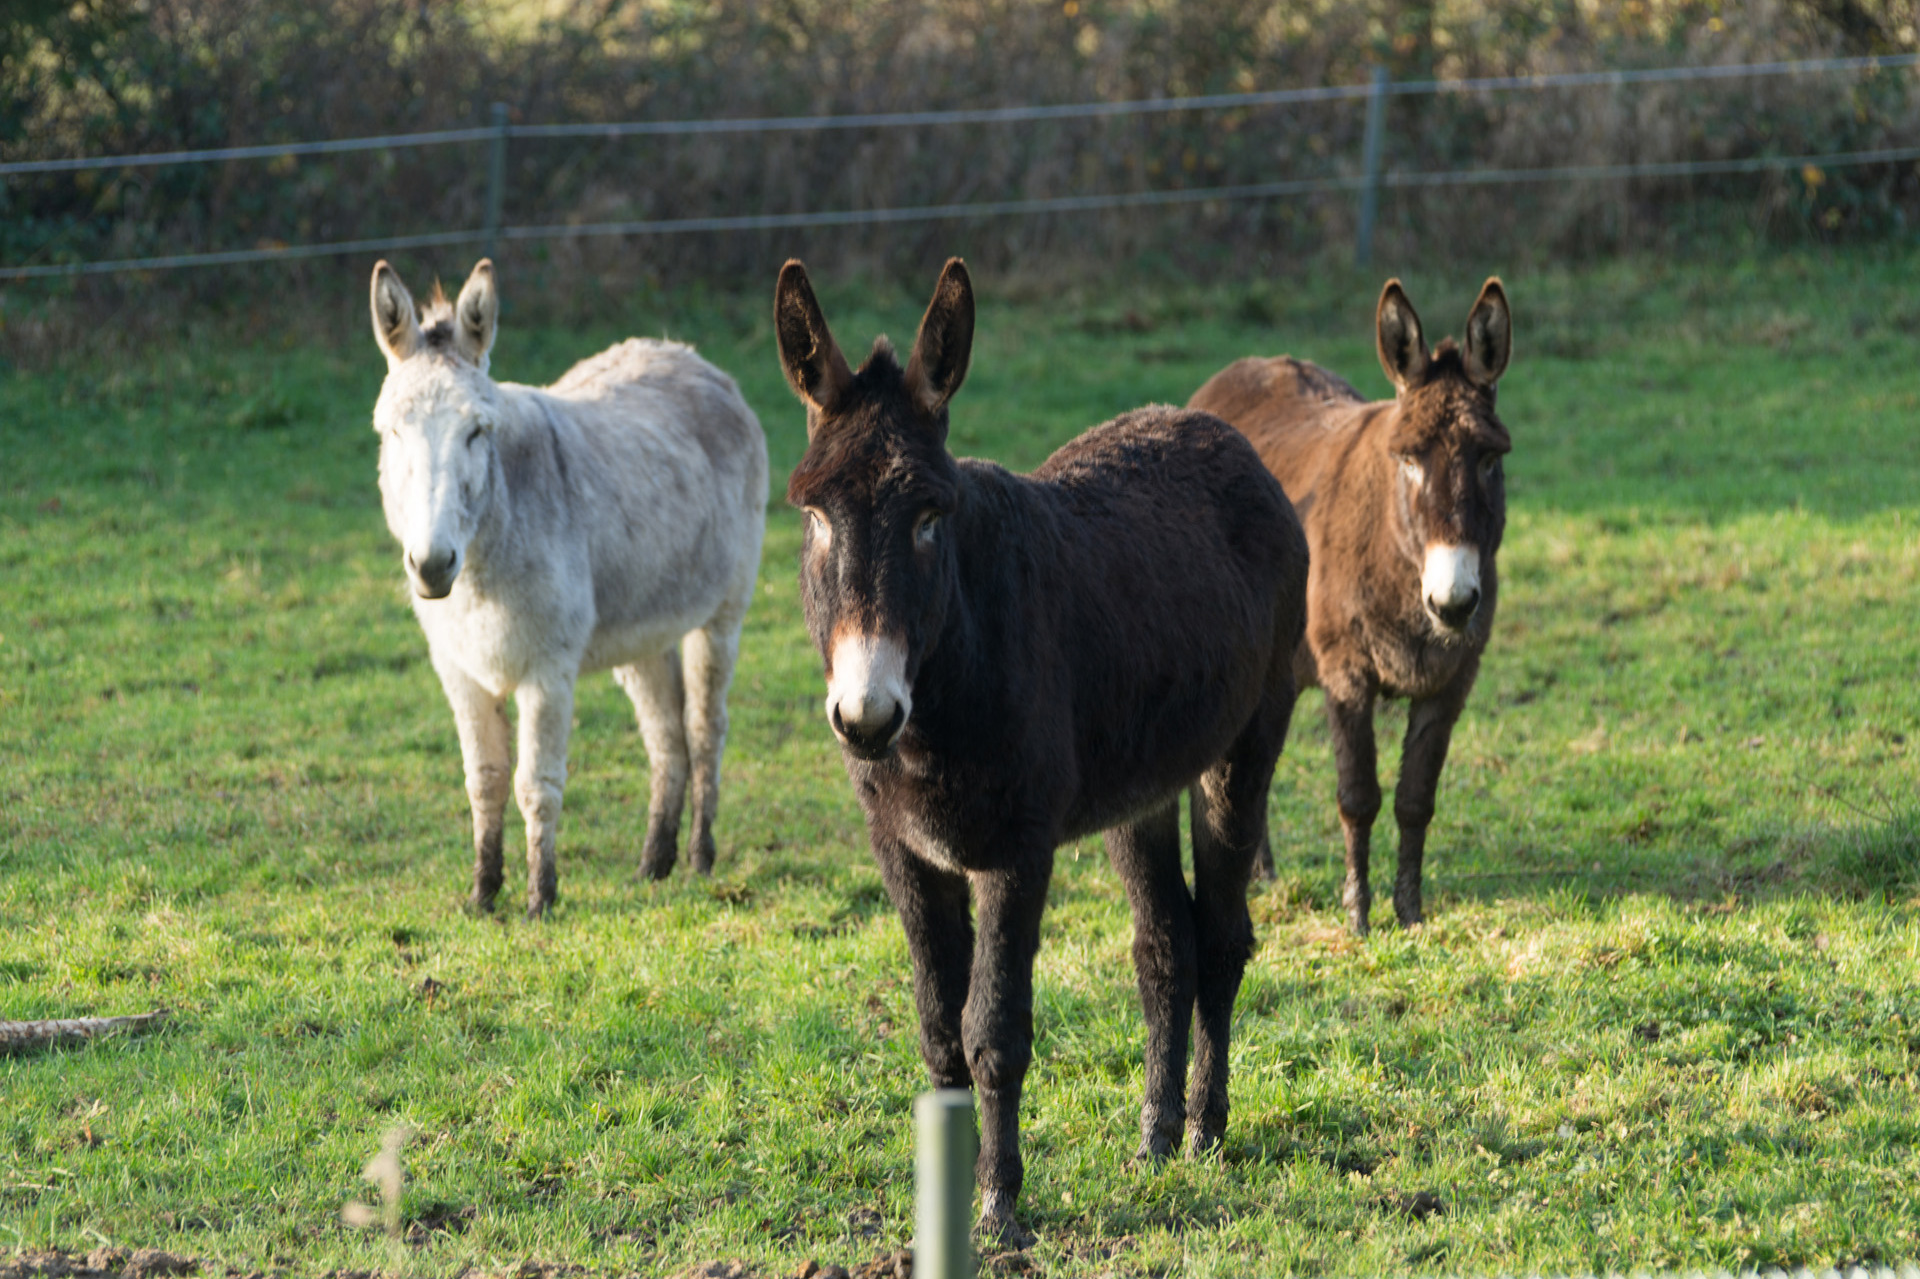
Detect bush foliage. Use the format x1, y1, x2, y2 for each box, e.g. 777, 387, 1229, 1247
4, 0, 1920, 290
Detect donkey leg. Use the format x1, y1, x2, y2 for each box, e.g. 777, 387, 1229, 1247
966, 849, 1054, 1248
1251, 829, 1277, 882
1103, 801, 1193, 1162
1392, 681, 1471, 928
1188, 681, 1295, 1153
437, 659, 512, 914
615, 652, 689, 880
873, 837, 974, 1090
1326, 683, 1381, 937
513, 675, 576, 919
680, 606, 746, 877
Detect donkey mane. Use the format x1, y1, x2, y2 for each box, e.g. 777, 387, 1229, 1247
419, 281, 457, 351
1423, 339, 1465, 378
787, 340, 931, 499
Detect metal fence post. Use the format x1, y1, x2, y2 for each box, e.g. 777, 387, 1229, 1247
485, 102, 509, 262
1355, 66, 1389, 269
915, 1091, 976, 1279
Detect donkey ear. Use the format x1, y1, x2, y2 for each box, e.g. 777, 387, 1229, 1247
370, 261, 423, 366
1463, 277, 1511, 387
904, 258, 974, 418
454, 259, 499, 368
775, 259, 854, 422
1375, 279, 1430, 394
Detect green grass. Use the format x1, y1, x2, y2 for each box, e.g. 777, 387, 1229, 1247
3, 248, 1920, 1277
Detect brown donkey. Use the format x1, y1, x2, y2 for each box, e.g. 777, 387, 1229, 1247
1189, 278, 1512, 936
779, 258, 1307, 1243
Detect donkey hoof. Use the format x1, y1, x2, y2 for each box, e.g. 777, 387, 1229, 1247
1186, 1125, 1225, 1159
975, 1197, 1036, 1251
1393, 891, 1424, 928
1133, 1114, 1180, 1164
1132, 1138, 1173, 1166
638, 836, 677, 881
1348, 909, 1371, 938
689, 833, 717, 877
525, 896, 555, 921
464, 891, 497, 917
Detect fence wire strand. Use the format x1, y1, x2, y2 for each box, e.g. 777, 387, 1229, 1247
7, 142, 1913, 282
4, 50, 1918, 279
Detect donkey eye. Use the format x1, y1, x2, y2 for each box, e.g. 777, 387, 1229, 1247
806, 508, 831, 547
466, 426, 485, 447
1400, 456, 1423, 484
914, 510, 943, 546
1479, 456, 1503, 483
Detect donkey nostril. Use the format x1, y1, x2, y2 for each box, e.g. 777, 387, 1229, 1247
832, 698, 906, 753
1431, 589, 1480, 628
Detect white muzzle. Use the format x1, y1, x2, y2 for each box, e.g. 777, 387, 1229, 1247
1421, 544, 1482, 631
826, 632, 912, 757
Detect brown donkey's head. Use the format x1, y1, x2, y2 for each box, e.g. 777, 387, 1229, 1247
1374, 277, 1513, 638
779, 258, 974, 760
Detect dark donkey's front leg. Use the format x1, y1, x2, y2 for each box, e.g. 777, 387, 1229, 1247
1104, 802, 1194, 1162
874, 836, 975, 1090
965, 847, 1054, 1248
1324, 679, 1381, 936
1392, 675, 1474, 928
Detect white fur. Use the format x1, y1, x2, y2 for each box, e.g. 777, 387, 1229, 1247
371, 265, 767, 911
1421, 543, 1481, 611
827, 631, 911, 744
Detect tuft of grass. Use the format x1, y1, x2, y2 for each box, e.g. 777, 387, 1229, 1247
2, 247, 1919, 1276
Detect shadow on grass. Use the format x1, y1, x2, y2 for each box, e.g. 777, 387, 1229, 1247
1413, 809, 1920, 913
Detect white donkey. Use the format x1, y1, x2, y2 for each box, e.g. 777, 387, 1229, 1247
368, 258, 768, 918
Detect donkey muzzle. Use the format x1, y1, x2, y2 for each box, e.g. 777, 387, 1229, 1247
826, 632, 912, 759
1421, 543, 1482, 633
407, 545, 461, 599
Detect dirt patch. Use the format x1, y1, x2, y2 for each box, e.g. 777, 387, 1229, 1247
403, 1203, 475, 1247
848, 1253, 911, 1279
1375, 1190, 1448, 1220
2, 1250, 196, 1279
790, 1263, 849, 1279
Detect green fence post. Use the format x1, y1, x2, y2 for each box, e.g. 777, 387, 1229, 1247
1355, 66, 1389, 269
915, 1091, 976, 1279
485, 102, 509, 262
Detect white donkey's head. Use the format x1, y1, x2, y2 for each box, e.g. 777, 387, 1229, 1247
369, 258, 505, 600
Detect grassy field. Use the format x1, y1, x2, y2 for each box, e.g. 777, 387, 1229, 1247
3, 248, 1919, 1278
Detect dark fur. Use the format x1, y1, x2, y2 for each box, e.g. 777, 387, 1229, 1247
779, 259, 1308, 1242
1189, 278, 1513, 935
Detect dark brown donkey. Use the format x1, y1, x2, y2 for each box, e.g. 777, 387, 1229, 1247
1189, 278, 1512, 937
779, 258, 1308, 1243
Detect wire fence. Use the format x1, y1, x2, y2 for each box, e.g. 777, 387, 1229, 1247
3, 51, 1917, 282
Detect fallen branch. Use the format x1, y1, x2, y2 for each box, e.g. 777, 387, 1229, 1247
0, 1011, 169, 1054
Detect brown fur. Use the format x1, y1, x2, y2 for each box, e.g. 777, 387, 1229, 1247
1190, 278, 1513, 935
